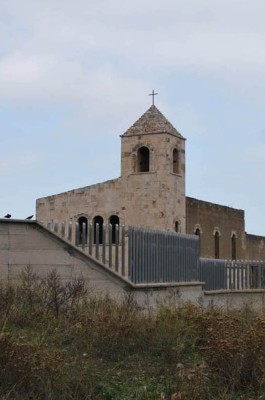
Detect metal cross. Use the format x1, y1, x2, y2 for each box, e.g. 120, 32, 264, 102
149, 90, 158, 105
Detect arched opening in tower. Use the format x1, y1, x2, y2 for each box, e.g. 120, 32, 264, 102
137, 146, 150, 172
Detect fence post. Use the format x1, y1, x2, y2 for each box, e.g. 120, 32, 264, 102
68, 222, 72, 241
258, 261, 262, 289
82, 222, 86, 250
61, 222, 65, 237
102, 224, 106, 264
88, 223, 93, 256
245, 261, 248, 289
121, 225, 125, 276
95, 223, 99, 260
108, 224, 112, 269
115, 224, 119, 272
75, 222, 79, 246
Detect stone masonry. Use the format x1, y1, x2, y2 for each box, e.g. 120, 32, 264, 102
36, 104, 265, 261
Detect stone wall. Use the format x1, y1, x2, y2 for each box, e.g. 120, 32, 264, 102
246, 234, 265, 260
35, 104, 265, 262
36, 178, 122, 227
120, 131, 186, 232
186, 197, 246, 259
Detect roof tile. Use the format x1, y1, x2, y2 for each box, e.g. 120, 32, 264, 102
122, 105, 183, 137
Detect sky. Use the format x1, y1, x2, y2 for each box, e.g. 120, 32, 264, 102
1, 0, 265, 235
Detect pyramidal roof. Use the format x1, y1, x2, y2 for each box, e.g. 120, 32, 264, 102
122, 105, 183, 138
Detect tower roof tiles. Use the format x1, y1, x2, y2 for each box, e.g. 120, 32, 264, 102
122, 105, 184, 138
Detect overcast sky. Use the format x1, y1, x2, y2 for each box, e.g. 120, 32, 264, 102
1, 0, 265, 235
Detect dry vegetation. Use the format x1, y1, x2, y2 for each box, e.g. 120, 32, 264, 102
0, 267, 265, 399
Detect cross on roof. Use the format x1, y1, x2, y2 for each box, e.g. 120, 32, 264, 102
149, 90, 158, 105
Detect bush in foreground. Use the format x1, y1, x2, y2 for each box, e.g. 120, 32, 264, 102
0, 268, 264, 399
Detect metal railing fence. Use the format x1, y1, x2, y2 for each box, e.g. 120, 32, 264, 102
46, 221, 126, 276
45, 221, 265, 290
199, 258, 265, 290
128, 226, 200, 284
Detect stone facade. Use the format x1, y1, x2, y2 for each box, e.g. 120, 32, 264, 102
36, 105, 265, 261
37, 105, 186, 232
186, 197, 246, 260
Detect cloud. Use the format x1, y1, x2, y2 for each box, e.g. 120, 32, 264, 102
2, 1, 265, 83
1, 0, 265, 129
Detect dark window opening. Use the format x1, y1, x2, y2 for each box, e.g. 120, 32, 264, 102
231, 234, 236, 260
93, 215, 104, 244
195, 228, 201, 253
109, 215, 120, 243
175, 221, 179, 232
173, 148, 179, 174
195, 228, 201, 237
78, 216, 88, 245
214, 231, 220, 259
137, 146, 150, 172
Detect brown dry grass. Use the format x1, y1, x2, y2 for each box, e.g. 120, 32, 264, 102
0, 267, 264, 399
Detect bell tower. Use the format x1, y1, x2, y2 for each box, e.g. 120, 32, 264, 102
120, 104, 186, 232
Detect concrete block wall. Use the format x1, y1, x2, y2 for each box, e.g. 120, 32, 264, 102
0, 220, 204, 308
0, 219, 128, 300
2, 219, 265, 312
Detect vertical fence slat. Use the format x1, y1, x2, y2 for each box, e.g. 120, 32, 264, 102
75, 222, 79, 246
88, 223, 93, 256
115, 224, 119, 272
121, 225, 125, 276
82, 222, 86, 250
95, 223, 99, 260
102, 224, 106, 264
126, 226, 200, 284
109, 224, 112, 269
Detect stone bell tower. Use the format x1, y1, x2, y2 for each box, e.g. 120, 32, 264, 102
120, 104, 186, 232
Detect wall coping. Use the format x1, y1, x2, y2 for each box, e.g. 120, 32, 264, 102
133, 281, 203, 289
0, 218, 35, 223
204, 289, 265, 295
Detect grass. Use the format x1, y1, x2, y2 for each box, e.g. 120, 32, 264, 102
0, 267, 264, 399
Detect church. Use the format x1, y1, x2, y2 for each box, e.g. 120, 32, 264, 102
36, 104, 265, 261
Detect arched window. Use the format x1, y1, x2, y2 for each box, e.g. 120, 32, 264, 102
175, 221, 180, 233
137, 146, 150, 172
195, 228, 201, 237
78, 216, 88, 245
109, 215, 119, 243
231, 234, 237, 260
93, 215, 104, 244
173, 148, 179, 174
214, 231, 220, 259
195, 228, 201, 253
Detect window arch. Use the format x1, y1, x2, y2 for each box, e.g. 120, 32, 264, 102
109, 215, 120, 243
93, 215, 104, 244
214, 230, 220, 259
231, 233, 237, 260
78, 216, 88, 245
137, 146, 150, 172
173, 148, 180, 174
